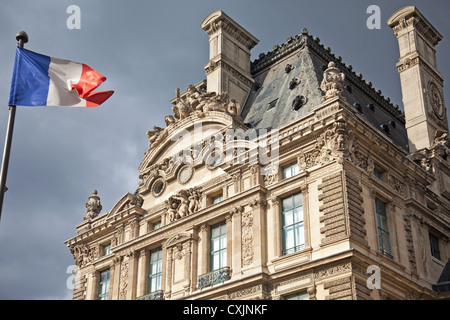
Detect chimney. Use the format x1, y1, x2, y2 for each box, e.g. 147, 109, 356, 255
201, 11, 259, 111
388, 6, 448, 153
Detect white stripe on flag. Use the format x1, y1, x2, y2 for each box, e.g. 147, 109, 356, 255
47, 57, 85, 107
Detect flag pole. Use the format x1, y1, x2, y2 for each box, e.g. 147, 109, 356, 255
0, 31, 28, 223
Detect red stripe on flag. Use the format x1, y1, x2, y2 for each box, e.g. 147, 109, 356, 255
72, 64, 107, 98
85, 90, 114, 107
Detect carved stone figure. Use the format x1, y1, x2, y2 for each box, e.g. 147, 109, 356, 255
85, 190, 102, 220
165, 187, 203, 223
165, 84, 240, 125
172, 88, 191, 120
227, 99, 239, 115
320, 62, 345, 101
146, 126, 165, 150
188, 187, 201, 214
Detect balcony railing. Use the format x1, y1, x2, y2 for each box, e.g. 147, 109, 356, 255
136, 290, 164, 300
197, 267, 231, 289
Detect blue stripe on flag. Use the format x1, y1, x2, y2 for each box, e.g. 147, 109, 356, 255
8, 47, 51, 106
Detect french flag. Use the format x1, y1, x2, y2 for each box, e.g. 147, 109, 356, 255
8, 47, 114, 107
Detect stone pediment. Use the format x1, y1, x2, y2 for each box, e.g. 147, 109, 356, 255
163, 231, 195, 248
138, 84, 249, 176
106, 192, 145, 222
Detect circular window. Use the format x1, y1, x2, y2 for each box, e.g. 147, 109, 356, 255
152, 178, 165, 197
178, 165, 194, 184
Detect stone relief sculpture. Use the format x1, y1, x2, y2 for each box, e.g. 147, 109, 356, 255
168, 85, 241, 124
320, 62, 345, 102
165, 187, 202, 223
70, 243, 99, 267
146, 126, 166, 151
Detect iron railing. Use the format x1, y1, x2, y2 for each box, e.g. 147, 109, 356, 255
197, 267, 231, 289
136, 290, 164, 300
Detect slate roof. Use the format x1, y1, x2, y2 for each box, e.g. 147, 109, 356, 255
241, 29, 409, 151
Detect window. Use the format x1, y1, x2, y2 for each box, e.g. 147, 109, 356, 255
429, 233, 441, 260
211, 193, 223, 205
375, 198, 392, 258
97, 269, 110, 300
282, 161, 299, 179
148, 248, 163, 293
102, 243, 111, 256
284, 291, 309, 300
282, 193, 304, 255
152, 220, 161, 230
267, 98, 278, 111
210, 222, 227, 271
373, 167, 383, 180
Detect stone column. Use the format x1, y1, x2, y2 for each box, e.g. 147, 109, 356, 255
225, 214, 233, 269
267, 196, 280, 260
249, 198, 267, 270
165, 247, 173, 299
111, 256, 122, 300
198, 223, 208, 275
107, 261, 115, 300
87, 270, 97, 300
136, 248, 148, 297
126, 250, 139, 300
231, 207, 243, 275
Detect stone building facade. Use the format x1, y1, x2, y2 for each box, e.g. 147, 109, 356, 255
65, 7, 450, 300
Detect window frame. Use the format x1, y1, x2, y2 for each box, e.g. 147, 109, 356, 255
281, 161, 299, 180
147, 247, 163, 294
97, 269, 110, 300
210, 221, 227, 272
284, 291, 309, 300
101, 243, 111, 256
281, 192, 305, 256
429, 232, 441, 261
375, 197, 392, 258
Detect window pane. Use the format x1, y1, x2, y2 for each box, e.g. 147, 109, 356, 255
98, 269, 110, 300
221, 250, 227, 268
293, 207, 303, 222
378, 214, 389, 232
212, 238, 220, 252
285, 291, 309, 300
282, 192, 304, 255
284, 226, 294, 250
293, 193, 302, 207
212, 253, 220, 270
295, 223, 304, 247
429, 233, 441, 260
282, 197, 293, 211
283, 209, 294, 225
148, 248, 162, 293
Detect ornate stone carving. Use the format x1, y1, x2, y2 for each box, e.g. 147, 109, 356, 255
241, 210, 254, 267
146, 126, 166, 151
168, 85, 241, 124
320, 62, 345, 102
85, 190, 102, 220
388, 174, 405, 197
298, 120, 352, 169
70, 244, 99, 267
119, 260, 129, 300
178, 165, 194, 184
427, 81, 446, 120
165, 187, 202, 223
112, 225, 124, 247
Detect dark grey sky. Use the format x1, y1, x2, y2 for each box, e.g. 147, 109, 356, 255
0, 0, 448, 299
